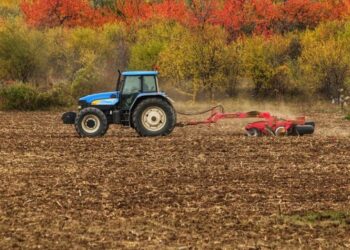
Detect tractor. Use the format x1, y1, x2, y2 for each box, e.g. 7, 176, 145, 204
62, 71, 176, 137
62, 70, 315, 137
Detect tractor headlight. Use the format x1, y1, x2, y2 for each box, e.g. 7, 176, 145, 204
78, 105, 82, 110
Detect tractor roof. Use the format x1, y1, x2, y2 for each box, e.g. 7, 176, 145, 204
122, 71, 158, 76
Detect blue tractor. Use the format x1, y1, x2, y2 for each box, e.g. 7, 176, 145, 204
62, 71, 176, 137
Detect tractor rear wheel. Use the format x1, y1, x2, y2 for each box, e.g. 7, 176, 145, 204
75, 107, 108, 137
132, 98, 176, 136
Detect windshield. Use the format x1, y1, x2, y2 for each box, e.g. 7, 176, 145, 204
123, 76, 141, 94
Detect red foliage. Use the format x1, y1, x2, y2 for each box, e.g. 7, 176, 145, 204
215, 0, 279, 38
153, 0, 189, 24
323, 0, 350, 20
281, 0, 327, 30
152, 0, 218, 27
21, 0, 114, 28
116, 0, 152, 24
186, 0, 219, 26
20, 0, 350, 34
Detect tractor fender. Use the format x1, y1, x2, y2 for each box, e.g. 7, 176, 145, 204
129, 93, 175, 127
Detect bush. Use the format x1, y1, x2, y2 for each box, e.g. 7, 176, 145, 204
37, 83, 73, 108
243, 35, 297, 97
0, 83, 69, 110
129, 22, 185, 70
0, 20, 47, 83
0, 83, 39, 110
300, 38, 350, 98
160, 25, 229, 102
70, 63, 102, 99
345, 114, 350, 121
221, 42, 244, 97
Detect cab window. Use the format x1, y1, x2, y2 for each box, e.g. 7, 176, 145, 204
143, 76, 157, 92
123, 76, 141, 94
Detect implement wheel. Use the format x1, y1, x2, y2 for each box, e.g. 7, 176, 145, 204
246, 128, 261, 137
75, 107, 108, 137
132, 98, 176, 137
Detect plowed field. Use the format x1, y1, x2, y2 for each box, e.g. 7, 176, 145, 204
0, 108, 349, 249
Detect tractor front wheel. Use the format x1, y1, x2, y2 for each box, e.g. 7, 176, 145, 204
132, 98, 176, 136
75, 107, 108, 137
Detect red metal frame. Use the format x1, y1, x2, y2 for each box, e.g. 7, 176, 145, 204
176, 107, 309, 136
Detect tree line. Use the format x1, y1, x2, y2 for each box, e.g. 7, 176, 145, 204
0, 0, 350, 109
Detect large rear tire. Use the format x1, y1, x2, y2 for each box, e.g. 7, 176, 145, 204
132, 98, 176, 136
75, 107, 108, 137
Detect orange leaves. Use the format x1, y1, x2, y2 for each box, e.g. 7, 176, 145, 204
153, 0, 189, 24
215, 0, 279, 38
20, 0, 350, 34
21, 0, 114, 28
281, 0, 327, 29
116, 0, 152, 23
216, 0, 350, 38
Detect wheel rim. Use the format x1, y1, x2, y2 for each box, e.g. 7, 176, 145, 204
275, 126, 286, 136
247, 128, 259, 137
141, 106, 167, 132
81, 114, 100, 134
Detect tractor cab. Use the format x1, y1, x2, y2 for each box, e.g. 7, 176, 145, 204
118, 71, 159, 109
62, 70, 176, 137
77, 71, 159, 110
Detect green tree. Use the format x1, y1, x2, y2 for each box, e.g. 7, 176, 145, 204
222, 41, 244, 97
243, 35, 296, 97
129, 22, 186, 70
300, 38, 350, 98
0, 20, 47, 83
160, 25, 228, 102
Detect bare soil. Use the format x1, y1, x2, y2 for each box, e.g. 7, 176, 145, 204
0, 107, 349, 249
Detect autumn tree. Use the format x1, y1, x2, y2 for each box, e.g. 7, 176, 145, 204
300, 24, 350, 98
114, 0, 152, 23
186, 0, 218, 28
243, 35, 297, 97
0, 0, 21, 19
129, 22, 186, 70
153, 0, 189, 24
216, 0, 280, 39
278, 0, 327, 32
21, 0, 114, 28
160, 25, 228, 102
0, 21, 47, 82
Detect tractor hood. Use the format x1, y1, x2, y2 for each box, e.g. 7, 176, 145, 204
79, 91, 119, 106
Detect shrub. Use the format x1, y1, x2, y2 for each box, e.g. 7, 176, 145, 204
243, 35, 297, 97
0, 20, 47, 83
160, 25, 229, 102
71, 67, 101, 99
0, 83, 69, 110
129, 22, 186, 70
0, 83, 40, 110
300, 38, 350, 98
221, 41, 244, 97
37, 83, 73, 108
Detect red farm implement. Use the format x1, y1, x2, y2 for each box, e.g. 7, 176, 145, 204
176, 105, 315, 137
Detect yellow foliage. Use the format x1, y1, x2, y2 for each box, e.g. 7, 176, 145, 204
0, 0, 21, 9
